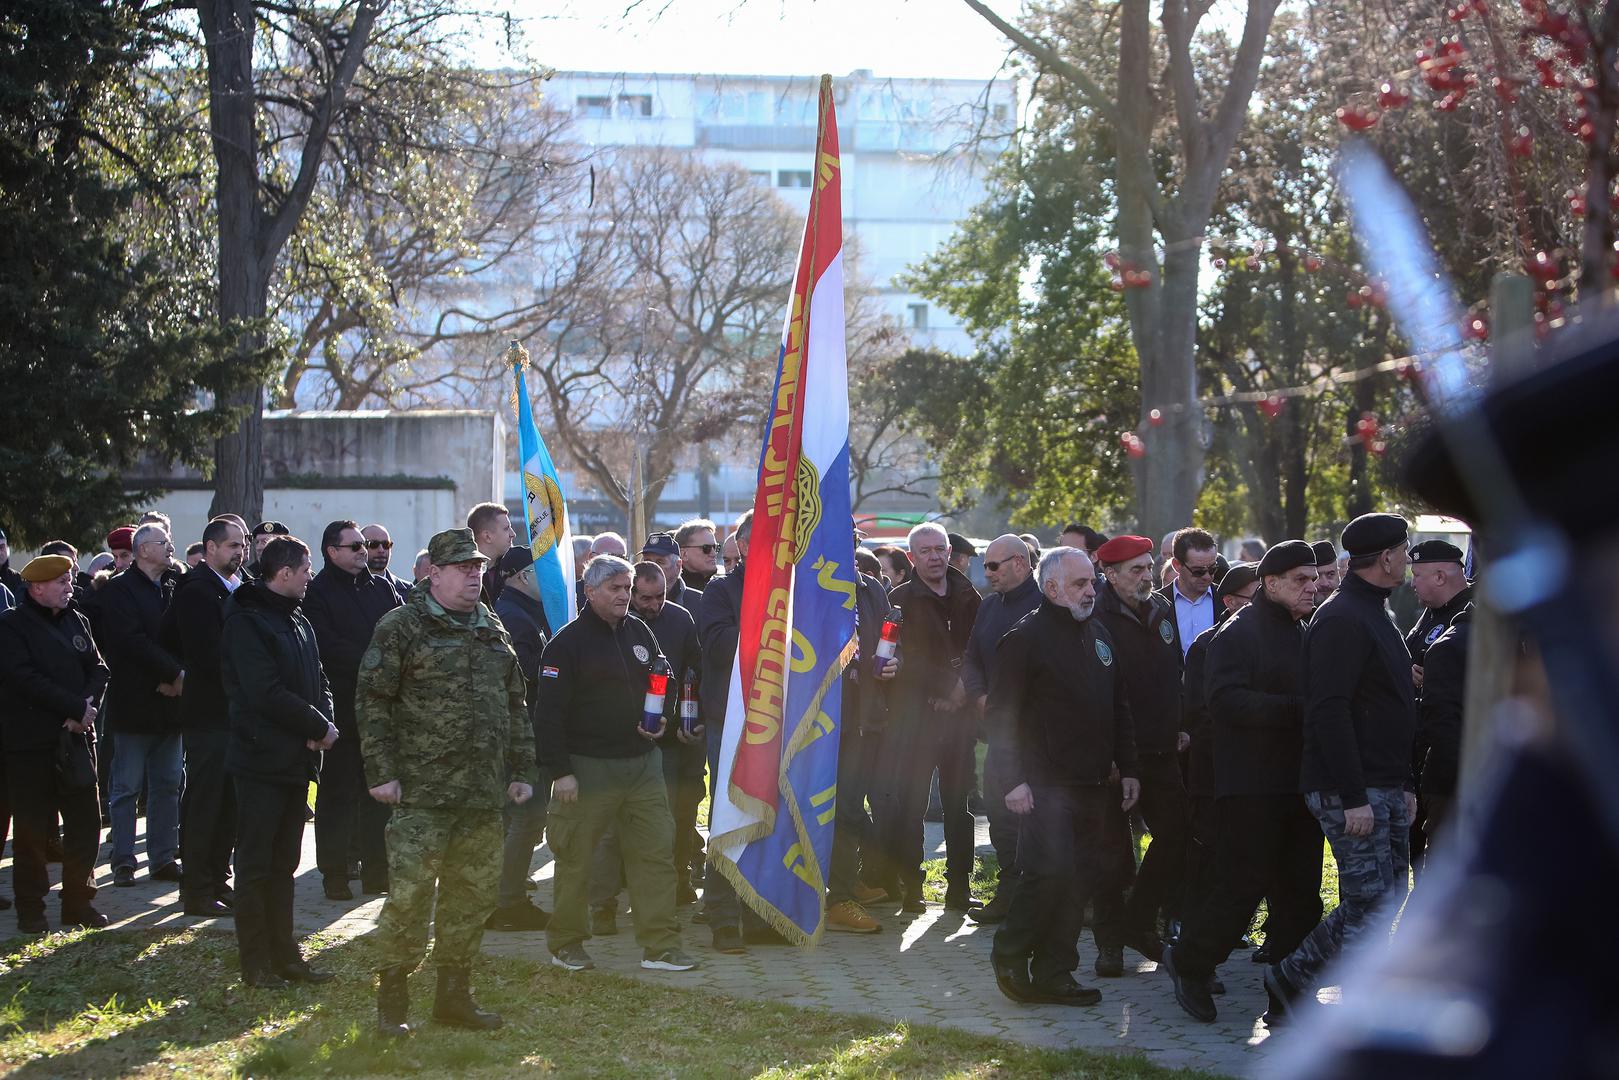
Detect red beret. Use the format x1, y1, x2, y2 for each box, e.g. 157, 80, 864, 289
1094, 534, 1153, 564
107, 526, 136, 551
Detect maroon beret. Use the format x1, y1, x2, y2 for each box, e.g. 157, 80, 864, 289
1094, 534, 1154, 564
107, 526, 136, 552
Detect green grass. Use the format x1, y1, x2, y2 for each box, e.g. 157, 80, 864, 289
0, 927, 1231, 1078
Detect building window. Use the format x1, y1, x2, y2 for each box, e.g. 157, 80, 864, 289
777, 169, 813, 188
749, 170, 772, 185
576, 95, 611, 119
992, 103, 1009, 122
908, 303, 929, 330
617, 94, 653, 117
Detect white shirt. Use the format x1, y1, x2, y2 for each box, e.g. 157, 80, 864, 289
213, 567, 242, 594
1171, 583, 1214, 657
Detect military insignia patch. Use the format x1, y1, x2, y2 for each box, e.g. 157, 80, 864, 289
1159, 620, 1174, 645
1425, 625, 1445, 646
633, 644, 650, 663
72, 635, 88, 652
361, 646, 382, 670
541, 665, 560, 679
1095, 638, 1113, 666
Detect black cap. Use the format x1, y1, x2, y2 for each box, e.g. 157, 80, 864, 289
1341, 513, 1409, 558
1311, 540, 1338, 567
948, 532, 977, 557
639, 532, 679, 558
498, 545, 534, 575
1215, 561, 1259, 601
252, 520, 290, 538
1257, 539, 1316, 578
1409, 539, 1464, 565
1402, 317, 1619, 541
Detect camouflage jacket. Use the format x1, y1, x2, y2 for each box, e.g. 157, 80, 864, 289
355, 585, 536, 809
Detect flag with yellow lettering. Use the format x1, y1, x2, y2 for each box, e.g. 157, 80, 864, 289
708, 75, 856, 944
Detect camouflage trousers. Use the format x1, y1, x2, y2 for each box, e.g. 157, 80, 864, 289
1278, 786, 1411, 992
375, 806, 503, 972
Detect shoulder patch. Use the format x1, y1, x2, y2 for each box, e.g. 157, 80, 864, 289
541, 665, 560, 679
1424, 625, 1446, 646
1095, 638, 1114, 667
632, 644, 650, 663
1159, 620, 1175, 645
73, 635, 89, 652
361, 646, 382, 670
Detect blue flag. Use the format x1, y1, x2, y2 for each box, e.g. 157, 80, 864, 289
508, 342, 576, 631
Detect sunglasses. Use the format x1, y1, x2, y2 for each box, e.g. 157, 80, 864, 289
983, 554, 1025, 572
1183, 564, 1217, 577
365, 539, 393, 551
334, 542, 366, 553
682, 543, 716, 555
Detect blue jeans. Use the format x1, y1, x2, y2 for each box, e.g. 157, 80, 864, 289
109, 731, 184, 870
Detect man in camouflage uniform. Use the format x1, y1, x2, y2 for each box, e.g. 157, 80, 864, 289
356, 528, 536, 1037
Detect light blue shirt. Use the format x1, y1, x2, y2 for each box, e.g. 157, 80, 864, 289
1171, 583, 1214, 657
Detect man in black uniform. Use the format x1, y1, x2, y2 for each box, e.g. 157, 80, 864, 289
1165, 542, 1323, 1024
0, 555, 108, 933
962, 533, 1043, 924
486, 546, 552, 931
1093, 534, 1185, 967
638, 532, 705, 888
303, 518, 402, 899
1265, 513, 1416, 1024
1414, 603, 1469, 856
162, 517, 247, 916
1402, 538, 1471, 873
988, 547, 1138, 1007
1311, 540, 1340, 610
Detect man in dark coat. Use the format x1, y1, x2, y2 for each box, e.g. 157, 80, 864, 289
222, 536, 339, 988
1415, 604, 1469, 849
363, 524, 414, 603
0, 555, 108, 932
1165, 542, 1324, 1024
1403, 539, 1472, 871
98, 522, 184, 885
162, 517, 247, 916
882, 522, 981, 912
302, 519, 402, 898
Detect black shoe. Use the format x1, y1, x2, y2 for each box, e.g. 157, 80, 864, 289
710, 926, 747, 955
1209, 975, 1225, 996
1124, 931, 1166, 964
279, 959, 336, 984
113, 865, 135, 888
677, 881, 699, 906
360, 875, 389, 896
992, 959, 1034, 1003
323, 878, 354, 902
485, 900, 549, 931
432, 968, 503, 1029
1026, 978, 1103, 1007
1163, 948, 1217, 1023
1263, 964, 1300, 1027
590, 906, 617, 936
1094, 944, 1124, 978
183, 898, 232, 918
899, 890, 927, 914
150, 862, 182, 883
743, 923, 790, 946
1252, 942, 1274, 964
969, 888, 1013, 925
943, 890, 983, 912
244, 969, 290, 990
216, 885, 235, 908
377, 965, 412, 1038
17, 912, 48, 934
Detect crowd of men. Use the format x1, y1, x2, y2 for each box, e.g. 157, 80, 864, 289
0, 496, 1471, 1035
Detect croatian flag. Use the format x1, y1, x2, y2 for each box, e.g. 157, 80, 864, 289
708, 76, 857, 944
509, 341, 577, 632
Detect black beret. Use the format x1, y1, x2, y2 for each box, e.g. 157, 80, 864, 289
1212, 553, 1230, 583
948, 532, 977, 557
252, 520, 290, 537
1215, 561, 1259, 600
498, 545, 534, 575
1341, 513, 1409, 558
1409, 539, 1464, 565
1401, 315, 1619, 541
1257, 540, 1315, 578
1311, 540, 1337, 567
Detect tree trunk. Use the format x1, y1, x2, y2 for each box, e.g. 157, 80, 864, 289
1135, 238, 1204, 538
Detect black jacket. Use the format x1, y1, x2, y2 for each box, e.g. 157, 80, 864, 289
0, 561, 22, 603
988, 598, 1137, 789
963, 573, 1041, 703
377, 568, 413, 604
302, 564, 401, 734
698, 562, 747, 730
494, 583, 550, 764
645, 599, 700, 743
1182, 624, 1218, 799
221, 582, 334, 787
1405, 584, 1474, 666
1300, 572, 1418, 808
667, 577, 702, 618
0, 595, 108, 752
887, 567, 981, 721
1095, 579, 1183, 755
1417, 604, 1470, 798
160, 567, 234, 731
842, 572, 895, 735
96, 564, 182, 734
1205, 590, 1309, 797
535, 605, 668, 778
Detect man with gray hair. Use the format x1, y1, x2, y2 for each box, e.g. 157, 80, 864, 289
989, 547, 1139, 1007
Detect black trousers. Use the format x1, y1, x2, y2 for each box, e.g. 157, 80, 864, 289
1186, 793, 1218, 913
660, 734, 706, 889
827, 722, 878, 904
6, 749, 100, 916
1171, 793, 1323, 979
233, 775, 307, 975
313, 734, 389, 885
1122, 752, 1191, 932
879, 708, 975, 894
181, 730, 236, 901
992, 784, 1111, 986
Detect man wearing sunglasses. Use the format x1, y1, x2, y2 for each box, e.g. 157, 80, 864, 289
304, 519, 402, 899
1158, 528, 1220, 661
363, 524, 412, 603
673, 520, 719, 591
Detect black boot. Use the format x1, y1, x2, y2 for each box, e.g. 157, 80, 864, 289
376, 965, 412, 1038
432, 967, 502, 1030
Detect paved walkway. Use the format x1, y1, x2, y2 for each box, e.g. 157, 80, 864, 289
10, 817, 1286, 1077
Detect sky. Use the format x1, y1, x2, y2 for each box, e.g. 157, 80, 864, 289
482, 0, 1021, 81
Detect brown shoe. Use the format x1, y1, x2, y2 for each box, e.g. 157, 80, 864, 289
827, 900, 881, 934
851, 881, 889, 905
